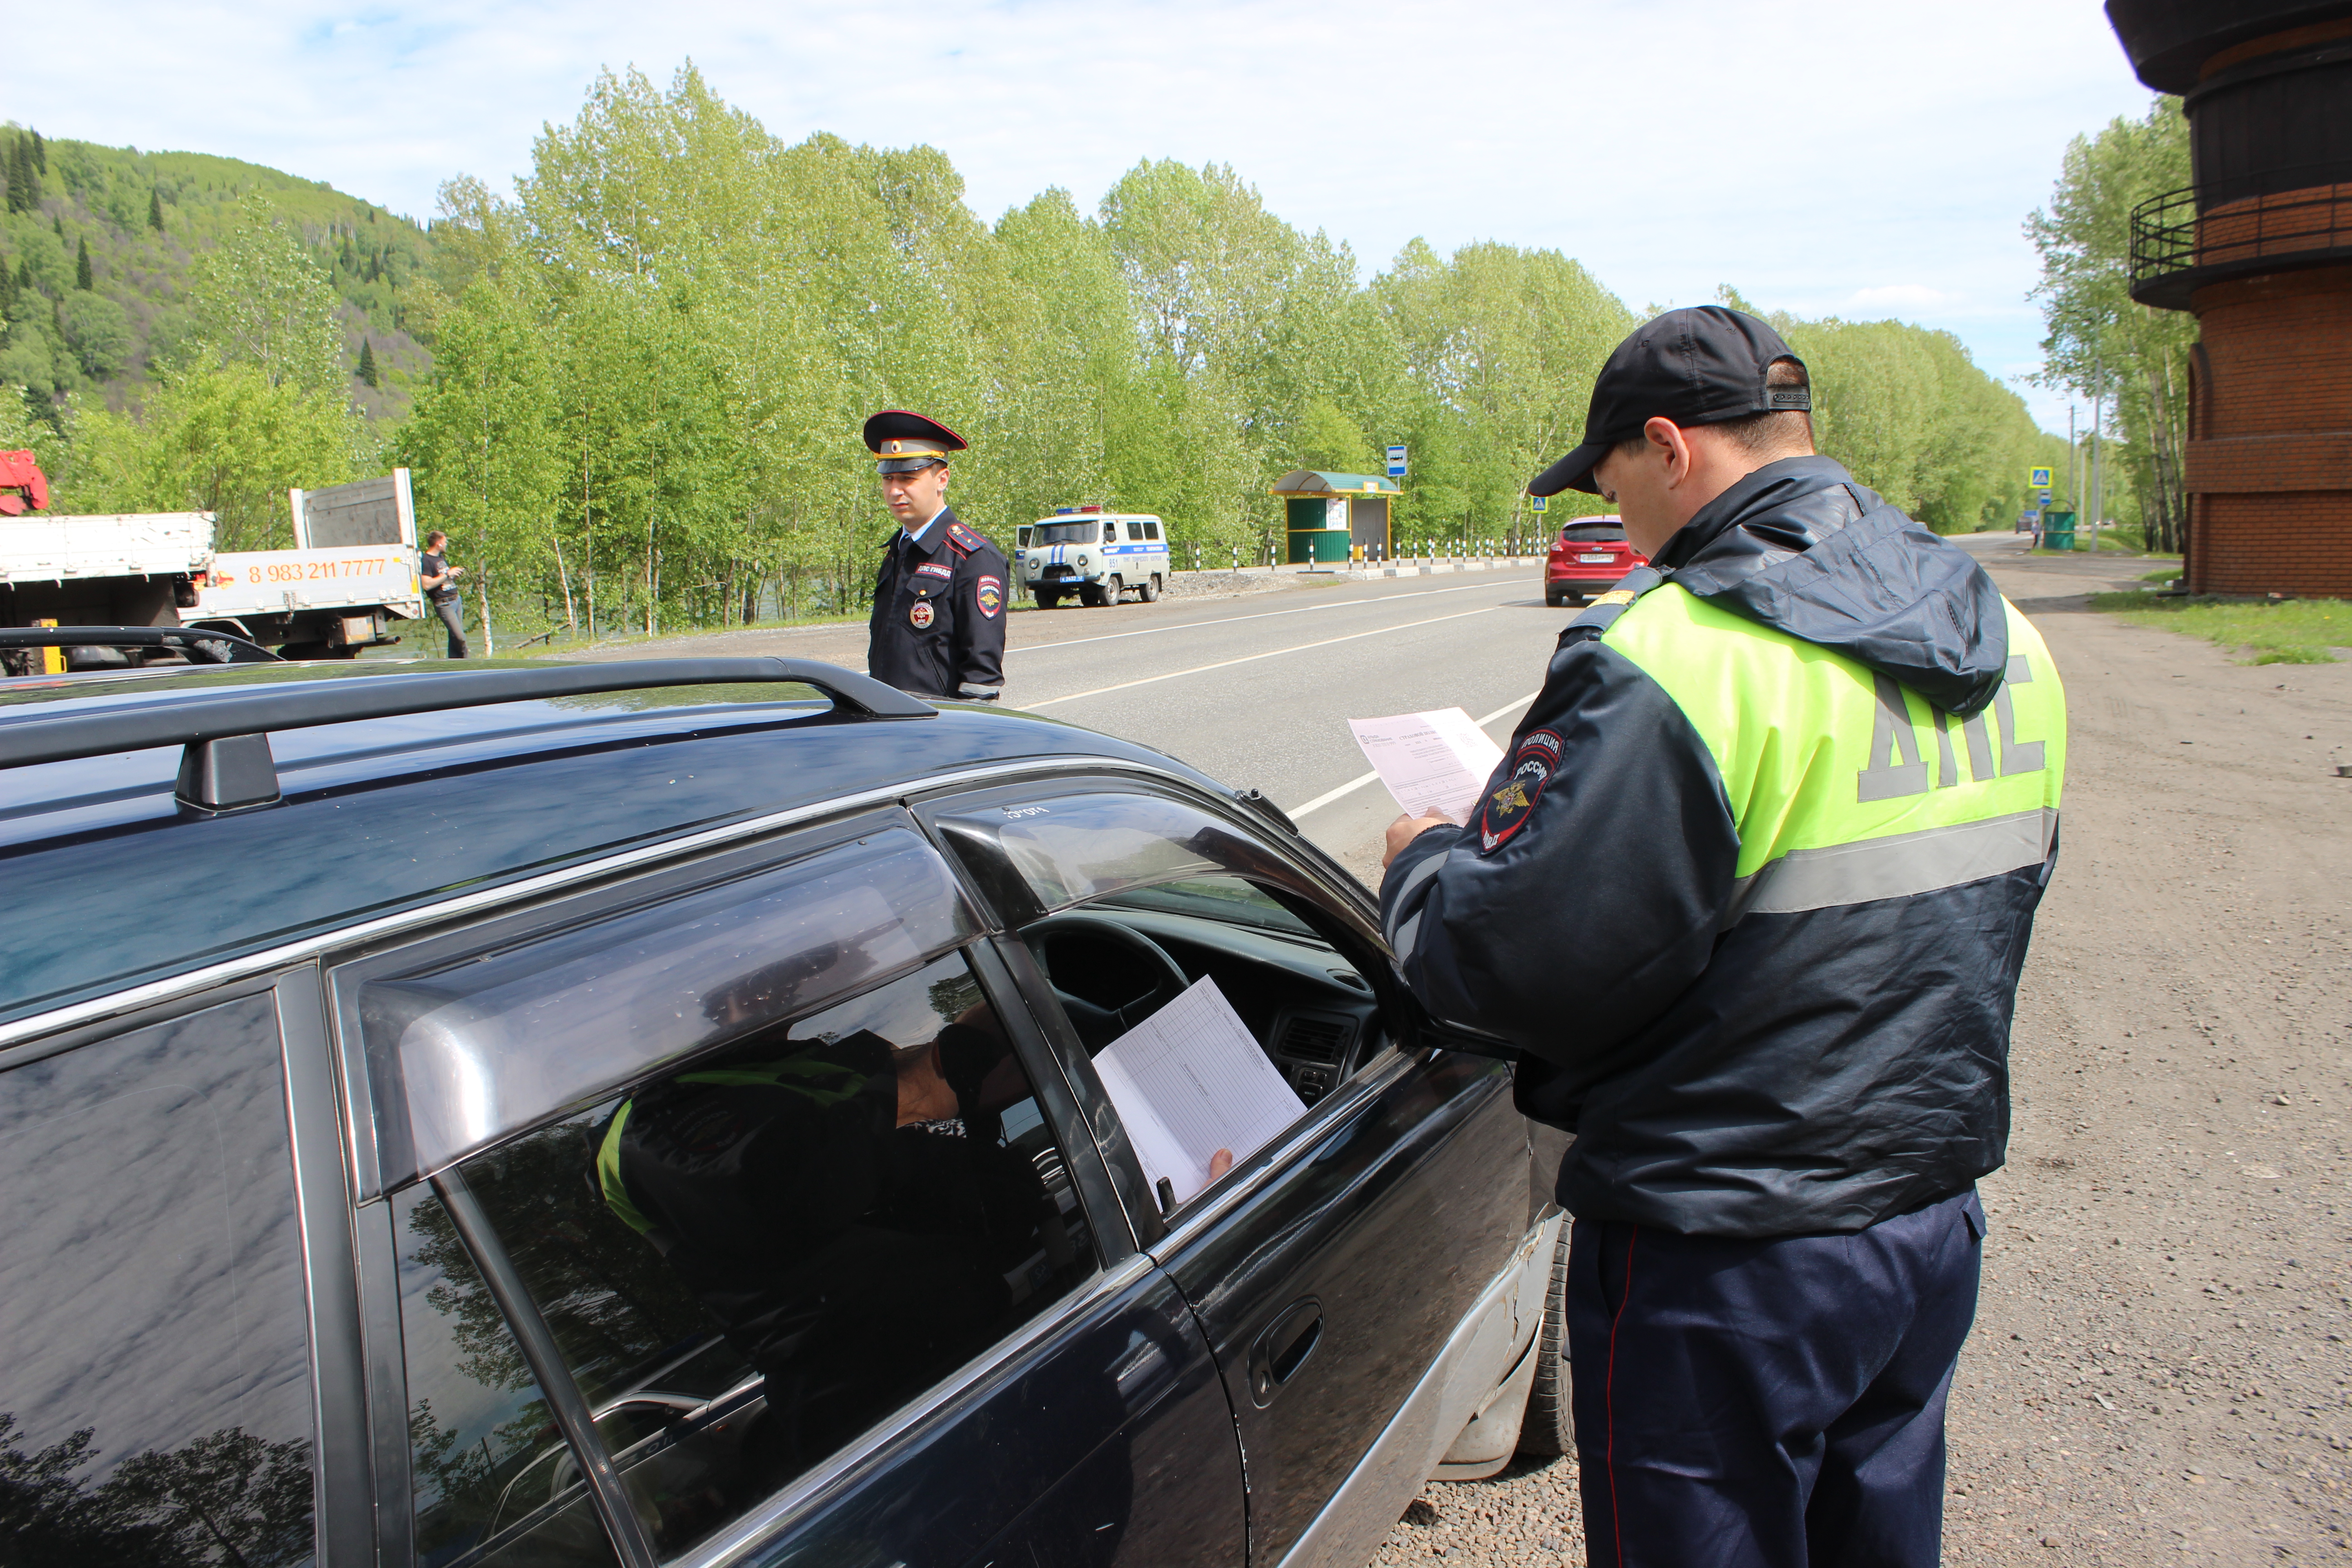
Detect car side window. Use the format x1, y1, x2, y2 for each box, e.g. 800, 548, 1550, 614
936, 791, 1390, 1211
395, 1183, 618, 1568
0, 993, 318, 1567
394, 950, 1095, 1563
1101, 523, 1116, 544
1143, 521, 1161, 541
1025, 873, 1380, 1112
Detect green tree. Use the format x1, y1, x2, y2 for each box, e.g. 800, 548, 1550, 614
355, 337, 378, 387
5, 137, 30, 216
399, 279, 561, 632
182, 194, 347, 396
2027, 97, 2195, 547
72, 237, 90, 292
59, 294, 132, 380
67, 364, 358, 549
147, 187, 164, 232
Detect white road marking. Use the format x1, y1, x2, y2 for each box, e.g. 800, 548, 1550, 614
1287, 691, 1543, 818
1021, 607, 1500, 710
1008, 571, 1542, 656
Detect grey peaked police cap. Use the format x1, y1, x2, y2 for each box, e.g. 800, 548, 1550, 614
1529, 306, 1811, 497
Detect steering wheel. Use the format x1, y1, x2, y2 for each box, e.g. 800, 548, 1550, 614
1023, 913, 1191, 1055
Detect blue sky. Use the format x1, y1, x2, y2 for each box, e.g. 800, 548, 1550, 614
10, 1, 2157, 433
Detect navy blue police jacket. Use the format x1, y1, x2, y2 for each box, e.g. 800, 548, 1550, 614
868, 505, 1008, 701
1380, 457, 2065, 1240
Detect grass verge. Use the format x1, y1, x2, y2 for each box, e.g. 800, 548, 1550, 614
2087, 593, 2349, 664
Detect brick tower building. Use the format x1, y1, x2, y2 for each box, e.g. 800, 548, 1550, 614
2109, 0, 2352, 595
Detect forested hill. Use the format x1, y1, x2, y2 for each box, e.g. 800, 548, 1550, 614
0, 126, 438, 418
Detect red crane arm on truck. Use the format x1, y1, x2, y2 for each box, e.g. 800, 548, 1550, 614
0, 451, 50, 516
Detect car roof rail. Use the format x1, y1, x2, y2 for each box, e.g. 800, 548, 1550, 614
0, 657, 936, 814
0, 625, 283, 664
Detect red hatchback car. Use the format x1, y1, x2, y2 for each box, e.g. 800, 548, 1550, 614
1544, 515, 1649, 607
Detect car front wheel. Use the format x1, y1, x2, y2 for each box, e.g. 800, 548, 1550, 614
1515, 1228, 1573, 1458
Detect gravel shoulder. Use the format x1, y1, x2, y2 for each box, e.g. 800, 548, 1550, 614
1366, 536, 2352, 1566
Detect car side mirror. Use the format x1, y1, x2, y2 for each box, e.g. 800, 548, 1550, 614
1385, 961, 1520, 1062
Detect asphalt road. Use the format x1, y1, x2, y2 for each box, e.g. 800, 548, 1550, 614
577, 565, 1560, 884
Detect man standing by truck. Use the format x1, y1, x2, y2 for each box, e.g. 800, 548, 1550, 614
419, 531, 467, 659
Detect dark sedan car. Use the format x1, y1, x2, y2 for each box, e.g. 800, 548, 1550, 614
0, 650, 1569, 1568
1544, 515, 1647, 607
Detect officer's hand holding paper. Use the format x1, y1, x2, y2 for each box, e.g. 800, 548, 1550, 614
1348, 708, 1505, 824
1093, 976, 1304, 1208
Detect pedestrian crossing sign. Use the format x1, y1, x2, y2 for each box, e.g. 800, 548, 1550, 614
1531, 495, 1548, 513
2029, 466, 2053, 490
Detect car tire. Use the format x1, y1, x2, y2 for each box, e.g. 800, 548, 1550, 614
1033, 589, 1060, 610
1516, 1227, 1573, 1458
1544, 588, 1563, 608
1139, 573, 1160, 603
1098, 575, 1123, 608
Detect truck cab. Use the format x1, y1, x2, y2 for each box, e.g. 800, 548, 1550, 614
1017, 508, 1170, 608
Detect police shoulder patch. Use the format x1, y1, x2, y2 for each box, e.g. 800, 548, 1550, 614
975, 574, 1002, 618
1478, 729, 1564, 854
946, 521, 989, 556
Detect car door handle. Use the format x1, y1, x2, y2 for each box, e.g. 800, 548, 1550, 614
1249, 1297, 1323, 1407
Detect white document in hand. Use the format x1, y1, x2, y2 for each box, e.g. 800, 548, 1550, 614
1347, 708, 1507, 825
1094, 975, 1306, 1206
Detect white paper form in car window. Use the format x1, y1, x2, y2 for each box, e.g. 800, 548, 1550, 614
1093, 975, 1306, 1206
1346, 708, 1507, 825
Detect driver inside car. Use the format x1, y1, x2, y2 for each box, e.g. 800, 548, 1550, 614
592, 978, 1059, 1482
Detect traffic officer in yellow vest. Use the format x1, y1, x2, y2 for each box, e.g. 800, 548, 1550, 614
1380, 307, 2067, 1568
864, 411, 1007, 702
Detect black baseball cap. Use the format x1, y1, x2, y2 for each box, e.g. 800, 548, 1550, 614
1528, 307, 1809, 497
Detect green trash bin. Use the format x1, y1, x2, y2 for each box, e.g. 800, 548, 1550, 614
2041, 510, 2077, 552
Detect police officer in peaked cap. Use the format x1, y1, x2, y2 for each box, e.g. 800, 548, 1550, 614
864, 411, 1007, 703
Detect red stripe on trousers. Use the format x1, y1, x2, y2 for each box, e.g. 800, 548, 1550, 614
1605, 1227, 1638, 1568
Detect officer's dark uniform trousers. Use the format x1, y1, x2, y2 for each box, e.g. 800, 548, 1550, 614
867, 505, 1006, 701
1569, 1190, 1984, 1568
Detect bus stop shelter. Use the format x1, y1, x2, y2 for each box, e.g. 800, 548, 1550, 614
1271, 470, 1398, 564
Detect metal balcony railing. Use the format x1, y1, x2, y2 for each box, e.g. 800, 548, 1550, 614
2131, 165, 2352, 309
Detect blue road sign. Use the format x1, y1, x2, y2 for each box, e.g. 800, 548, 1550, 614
2029, 466, 2053, 490
1531, 494, 1548, 514
1386, 444, 1408, 479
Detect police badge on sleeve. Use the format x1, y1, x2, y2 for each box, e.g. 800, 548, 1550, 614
976, 576, 1002, 619
1479, 729, 1563, 853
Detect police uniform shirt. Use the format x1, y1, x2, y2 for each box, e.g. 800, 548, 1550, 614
867, 504, 1007, 700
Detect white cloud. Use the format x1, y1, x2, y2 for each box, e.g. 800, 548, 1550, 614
4, 0, 2157, 433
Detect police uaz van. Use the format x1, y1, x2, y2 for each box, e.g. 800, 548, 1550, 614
1015, 507, 1170, 608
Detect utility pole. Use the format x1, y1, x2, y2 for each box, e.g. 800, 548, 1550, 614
2098, 364, 2117, 552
